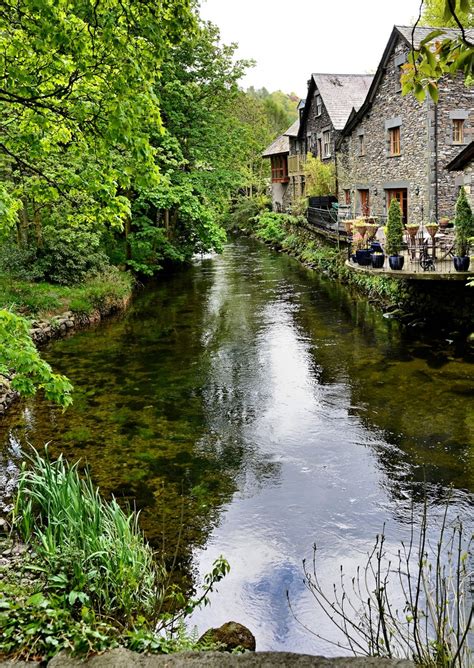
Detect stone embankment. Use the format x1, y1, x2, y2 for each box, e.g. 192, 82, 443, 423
0, 649, 415, 667
0, 296, 131, 417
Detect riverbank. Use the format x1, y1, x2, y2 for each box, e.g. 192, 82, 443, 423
246, 212, 474, 331
0, 269, 134, 417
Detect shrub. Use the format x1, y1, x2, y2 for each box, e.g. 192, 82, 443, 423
454, 187, 474, 257
385, 198, 403, 256
227, 195, 270, 231
304, 155, 336, 197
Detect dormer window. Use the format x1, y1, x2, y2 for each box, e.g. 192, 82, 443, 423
453, 119, 464, 144
315, 94, 322, 117
389, 127, 401, 156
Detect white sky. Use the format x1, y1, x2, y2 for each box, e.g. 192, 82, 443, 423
198, 0, 422, 97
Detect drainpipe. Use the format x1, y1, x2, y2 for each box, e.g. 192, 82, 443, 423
434, 102, 439, 223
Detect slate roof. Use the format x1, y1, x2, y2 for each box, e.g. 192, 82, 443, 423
445, 141, 474, 171
262, 133, 289, 158
311, 74, 374, 130
339, 25, 473, 141
284, 119, 300, 137
396, 25, 474, 49
262, 118, 302, 157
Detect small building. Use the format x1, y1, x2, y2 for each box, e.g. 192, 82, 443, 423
297, 73, 373, 173
262, 132, 290, 212
446, 141, 474, 210
336, 25, 474, 225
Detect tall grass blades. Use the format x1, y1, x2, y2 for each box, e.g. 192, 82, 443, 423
13, 449, 165, 621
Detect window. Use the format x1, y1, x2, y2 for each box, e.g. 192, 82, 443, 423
315, 94, 322, 117
389, 126, 401, 156
323, 130, 331, 158
358, 134, 365, 156
344, 189, 351, 205
317, 138, 322, 158
453, 119, 464, 144
271, 155, 288, 182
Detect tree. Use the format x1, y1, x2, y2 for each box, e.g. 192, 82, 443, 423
385, 198, 404, 256
454, 187, 474, 256
401, 0, 473, 103
304, 156, 336, 197
0, 0, 195, 275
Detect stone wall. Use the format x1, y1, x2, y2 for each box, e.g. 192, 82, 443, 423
304, 87, 337, 166
337, 36, 428, 225
435, 76, 473, 219
0, 296, 131, 418
337, 36, 473, 225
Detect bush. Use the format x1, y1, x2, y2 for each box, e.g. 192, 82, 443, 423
0, 222, 109, 286
227, 195, 270, 231
454, 187, 473, 257
254, 211, 303, 245
385, 198, 403, 256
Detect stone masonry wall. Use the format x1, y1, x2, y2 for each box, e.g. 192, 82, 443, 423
435, 74, 473, 219
337, 36, 474, 225
337, 36, 429, 225
304, 85, 338, 166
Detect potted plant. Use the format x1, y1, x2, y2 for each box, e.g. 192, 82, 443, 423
343, 219, 355, 235
439, 216, 450, 231
386, 198, 404, 270
366, 222, 379, 241
453, 187, 473, 272
371, 251, 385, 269
405, 223, 419, 240
425, 222, 439, 239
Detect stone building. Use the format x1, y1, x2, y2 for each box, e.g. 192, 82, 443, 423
446, 140, 474, 210
297, 73, 373, 174
336, 26, 474, 225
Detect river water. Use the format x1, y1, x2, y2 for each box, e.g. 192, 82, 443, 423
1, 237, 473, 654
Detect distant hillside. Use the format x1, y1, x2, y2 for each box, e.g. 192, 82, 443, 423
247, 87, 299, 138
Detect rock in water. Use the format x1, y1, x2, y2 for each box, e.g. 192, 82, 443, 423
199, 621, 256, 652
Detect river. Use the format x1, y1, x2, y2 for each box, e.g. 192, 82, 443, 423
1, 237, 473, 654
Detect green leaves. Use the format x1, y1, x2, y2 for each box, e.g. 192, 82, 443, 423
0, 310, 73, 407
402, 2, 473, 103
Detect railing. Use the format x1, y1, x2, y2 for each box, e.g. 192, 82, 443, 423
306, 207, 343, 235
348, 227, 472, 276
288, 154, 306, 176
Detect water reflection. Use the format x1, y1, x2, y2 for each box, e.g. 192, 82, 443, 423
0, 237, 472, 653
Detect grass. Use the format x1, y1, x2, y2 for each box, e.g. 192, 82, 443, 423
1, 450, 230, 661
13, 450, 165, 621
0, 268, 133, 318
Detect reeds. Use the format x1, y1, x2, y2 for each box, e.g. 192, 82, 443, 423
13, 449, 165, 622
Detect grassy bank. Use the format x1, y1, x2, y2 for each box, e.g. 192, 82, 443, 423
0, 451, 228, 662
247, 211, 474, 328
0, 268, 134, 319
250, 211, 403, 309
